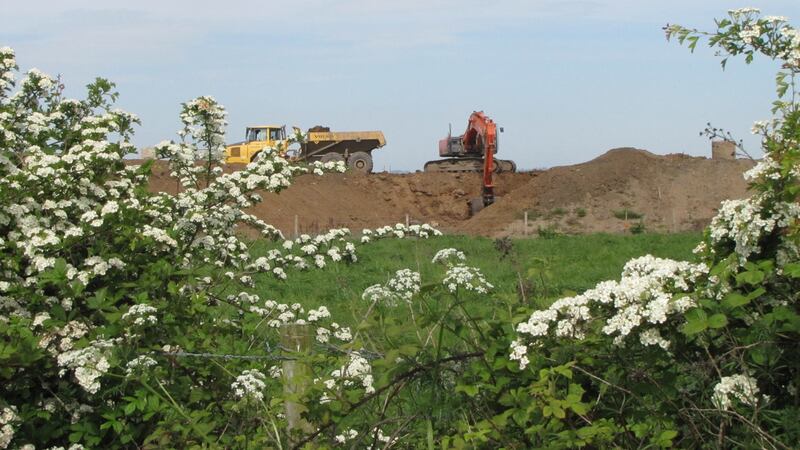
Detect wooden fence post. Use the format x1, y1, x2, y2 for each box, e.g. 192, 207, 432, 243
405, 213, 410, 227
294, 215, 299, 238
524, 211, 528, 236
281, 323, 314, 441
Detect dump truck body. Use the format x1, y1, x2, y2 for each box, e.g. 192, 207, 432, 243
302, 130, 384, 158
225, 126, 385, 174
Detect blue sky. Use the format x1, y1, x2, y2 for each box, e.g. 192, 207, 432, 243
3, 1, 800, 171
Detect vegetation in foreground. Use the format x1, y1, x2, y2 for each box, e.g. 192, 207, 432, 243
1, 7, 799, 450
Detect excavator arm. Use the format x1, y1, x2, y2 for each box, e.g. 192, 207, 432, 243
426, 111, 515, 213
461, 111, 498, 206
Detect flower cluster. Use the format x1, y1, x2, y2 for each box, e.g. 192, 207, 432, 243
334, 428, 359, 444
309, 160, 347, 175
360, 223, 442, 243
431, 248, 467, 264
362, 284, 395, 304
232, 296, 351, 346
442, 264, 493, 294
121, 304, 158, 326
712, 374, 761, 410
0, 47, 16, 95
331, 427, 397, 448
320, 353, 375, 403
247, 222, 440, 279
708, 194, 800, 264
231, 369, 268, 402
0, 406, 18, 449
315, 322, 352, 344
743, 154, 782, 181
512, 256, 708, 369
125, 355, 157, 376
361, 268, 421, 307
56, 338, 116, 394
387, 269, 421, 301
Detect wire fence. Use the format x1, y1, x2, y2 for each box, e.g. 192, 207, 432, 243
157, 340, 383, 362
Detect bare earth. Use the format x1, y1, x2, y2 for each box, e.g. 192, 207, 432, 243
142, 147, 754, 237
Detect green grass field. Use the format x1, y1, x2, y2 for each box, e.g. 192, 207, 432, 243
249, 233, 702, 324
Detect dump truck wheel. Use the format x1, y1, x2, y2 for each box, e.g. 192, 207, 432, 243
320, 153, 345, 164
347, 152, 373, 174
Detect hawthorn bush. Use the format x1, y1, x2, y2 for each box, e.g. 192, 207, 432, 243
1, 7, 799, 450
503, 8, 800, 448
0, 44, 443, 448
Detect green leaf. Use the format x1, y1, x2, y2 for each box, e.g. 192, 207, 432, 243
683, 308, 708, 335
750, 348, 767, 365
69, 431, 84, 443
746, 287, 766, 301
553, 365, 573, 379
783, 263, 800, 278
398, 344, 419, 356
657, 429, 678, 447
688, 36, 699, 52
708, 313, 728, 329
87, 289, 109, 310
571, 401, 589, 415
777, 71, 790, 98
455, 384, 480, 397
722, 292, 750, 309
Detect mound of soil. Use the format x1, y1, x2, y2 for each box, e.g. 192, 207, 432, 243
457, 148, 754, 237
139, 147, 753, 237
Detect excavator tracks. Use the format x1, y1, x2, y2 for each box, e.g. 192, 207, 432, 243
423, 158, 517, 173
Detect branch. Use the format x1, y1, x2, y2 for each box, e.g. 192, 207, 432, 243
290, 351, 485, 449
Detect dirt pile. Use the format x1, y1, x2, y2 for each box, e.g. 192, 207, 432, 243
143, 162, 535, 235
140, 147, 753, 237
458, 148, 754, 236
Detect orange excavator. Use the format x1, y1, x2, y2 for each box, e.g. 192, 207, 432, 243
424, 111, 516, 214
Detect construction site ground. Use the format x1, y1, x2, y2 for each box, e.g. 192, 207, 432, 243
143, 147, 754, 238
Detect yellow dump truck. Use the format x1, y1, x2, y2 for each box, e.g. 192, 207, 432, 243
225, 125, 386, 174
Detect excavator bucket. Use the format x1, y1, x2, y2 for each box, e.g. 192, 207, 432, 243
468, 198, 485, 216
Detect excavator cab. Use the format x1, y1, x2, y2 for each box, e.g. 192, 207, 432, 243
225, 125, 289, 164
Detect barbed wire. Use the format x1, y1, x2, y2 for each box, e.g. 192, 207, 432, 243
157, 343, 384, 362
162, 350, 292, 361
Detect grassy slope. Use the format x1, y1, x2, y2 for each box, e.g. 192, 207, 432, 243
249, 233, 702, 324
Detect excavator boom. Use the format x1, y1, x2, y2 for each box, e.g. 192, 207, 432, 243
425, 111, 516, 212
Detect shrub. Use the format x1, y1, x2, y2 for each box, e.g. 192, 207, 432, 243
613, 208, 644, 220
630, 220, 646, 234
508, 9, 800, 448
537, 225, 562, 238
0, 45, 442, 448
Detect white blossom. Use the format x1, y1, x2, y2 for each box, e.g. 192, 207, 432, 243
231, 369, 267, 402
712, 374, 761, 410
442, 265, 493, 294
432, 248, 466, 264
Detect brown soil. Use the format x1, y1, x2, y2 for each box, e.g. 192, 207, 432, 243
140, 147, 754, 237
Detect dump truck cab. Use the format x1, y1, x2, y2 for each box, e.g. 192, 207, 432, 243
225, 125, 288, 164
